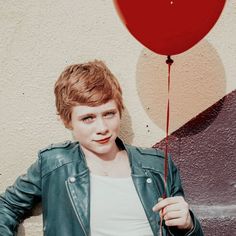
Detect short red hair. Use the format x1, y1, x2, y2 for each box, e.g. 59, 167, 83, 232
54, 60, 124, 128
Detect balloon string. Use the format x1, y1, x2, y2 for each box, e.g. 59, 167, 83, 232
159, 55, 173, 236
165, 55, 173, 193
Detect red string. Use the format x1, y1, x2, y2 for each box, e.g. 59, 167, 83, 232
164, 56, 172, 194
159, 55, 173, 236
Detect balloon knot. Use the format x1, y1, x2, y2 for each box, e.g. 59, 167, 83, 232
166, 55, 174, 65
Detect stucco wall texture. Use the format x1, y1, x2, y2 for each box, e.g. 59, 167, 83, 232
0, 1, 235, 235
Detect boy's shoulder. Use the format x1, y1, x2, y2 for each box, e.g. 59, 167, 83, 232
125, 143, 174, 177
125, 143, 165, 159
39, 140, 73, 154
38, 140, 81, 177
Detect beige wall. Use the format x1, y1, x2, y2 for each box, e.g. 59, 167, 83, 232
0, 1, 235, 235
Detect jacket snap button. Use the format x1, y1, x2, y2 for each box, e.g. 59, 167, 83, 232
69, 177, 76, 183
146, 178, 152, 183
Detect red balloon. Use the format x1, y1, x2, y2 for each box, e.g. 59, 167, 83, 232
113, 0, 226, 55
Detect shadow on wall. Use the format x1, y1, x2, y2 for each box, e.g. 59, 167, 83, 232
18, 224, 25, 236
154, 90, 236, 235
154, 90, 236, 204
136, 39, 226, 135
17, 203, 42, 236
119, 107, 134, 144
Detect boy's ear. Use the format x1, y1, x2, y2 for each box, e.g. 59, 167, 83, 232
58, 115, 73, 130
65, 121, 73, 130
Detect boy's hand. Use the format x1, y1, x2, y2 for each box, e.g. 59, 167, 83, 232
152, 196, 193, 231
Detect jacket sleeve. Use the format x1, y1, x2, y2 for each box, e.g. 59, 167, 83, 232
168, 157, 204, 236
0, 155, 42, 236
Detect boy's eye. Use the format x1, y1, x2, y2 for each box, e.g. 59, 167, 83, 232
82, 116, 94, 123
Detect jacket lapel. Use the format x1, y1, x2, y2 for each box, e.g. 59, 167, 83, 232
65, 167, 90, 236
131, 169, 161, 236
123, 142, 163, 236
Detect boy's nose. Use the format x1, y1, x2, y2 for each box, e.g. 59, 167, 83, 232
96, 118, 109, 135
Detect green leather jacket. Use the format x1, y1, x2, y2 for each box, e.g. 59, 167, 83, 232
0, 139, 203, 236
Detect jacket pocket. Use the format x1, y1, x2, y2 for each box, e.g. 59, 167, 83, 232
145, 169, 168, 198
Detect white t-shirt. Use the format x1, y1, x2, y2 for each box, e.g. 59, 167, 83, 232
90, 173, 153, 236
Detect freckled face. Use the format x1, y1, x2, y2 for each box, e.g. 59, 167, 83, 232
69, 100, 121, 158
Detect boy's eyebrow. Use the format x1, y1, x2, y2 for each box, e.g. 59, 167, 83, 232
77, 108, 118, 118
102, 108, 118, 114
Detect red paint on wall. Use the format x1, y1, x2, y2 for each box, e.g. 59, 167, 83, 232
154, 90, 236, 235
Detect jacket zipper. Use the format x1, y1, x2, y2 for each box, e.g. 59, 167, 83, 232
65, 180, 88, 236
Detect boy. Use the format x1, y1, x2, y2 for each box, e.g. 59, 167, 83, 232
0, 60, 203, 236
